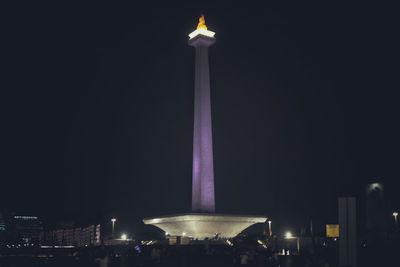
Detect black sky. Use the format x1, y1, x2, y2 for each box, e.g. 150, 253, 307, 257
2, 2, 400, 235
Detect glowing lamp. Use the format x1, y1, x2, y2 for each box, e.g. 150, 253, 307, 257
285, 232, 293, 238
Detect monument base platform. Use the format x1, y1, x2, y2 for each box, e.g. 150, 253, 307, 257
143, 213, 267, 240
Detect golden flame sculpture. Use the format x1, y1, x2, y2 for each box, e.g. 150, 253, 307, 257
188, 14, 215, 39
197, 14, 207, 30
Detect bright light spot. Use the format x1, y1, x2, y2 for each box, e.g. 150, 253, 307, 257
188, 28, 215, 39
370, 183, 382, 190
393, 212, 399, 217
257, 240, 263, 245
14, 216, 38, 220
285, 232, 293, 238
165, 232, 169, 235
121, 234, 127, 240
182, 232, 186, 236
197, 14, 207, 30
111, 218, 116, 222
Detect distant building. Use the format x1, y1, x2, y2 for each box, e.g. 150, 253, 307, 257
338, 197, 357, 267
0, 213, 5, 231
11, 215, 43, 244
40, 224, 101, 247
366, 182, 387, 234
0, 212, 6, 246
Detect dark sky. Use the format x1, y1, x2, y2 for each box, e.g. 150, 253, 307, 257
2, 2, 399, 236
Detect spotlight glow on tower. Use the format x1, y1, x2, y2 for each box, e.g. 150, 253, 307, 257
189, 15, 216, 213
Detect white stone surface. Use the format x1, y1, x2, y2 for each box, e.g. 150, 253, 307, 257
143, 213, 267, 239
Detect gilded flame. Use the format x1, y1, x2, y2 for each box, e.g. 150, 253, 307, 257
197, 14, 207, 30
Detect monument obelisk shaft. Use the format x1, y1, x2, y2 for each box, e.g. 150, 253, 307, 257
142, 17, 267, 239
189, 16, 216, 212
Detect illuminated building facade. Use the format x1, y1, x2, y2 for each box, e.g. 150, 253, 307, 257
11, 215, 43, 244
40, 224, 101, 247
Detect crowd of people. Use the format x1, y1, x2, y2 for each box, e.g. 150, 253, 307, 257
0, 242, 335, 267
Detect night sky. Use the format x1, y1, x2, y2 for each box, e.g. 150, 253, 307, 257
3, 2, 399, 236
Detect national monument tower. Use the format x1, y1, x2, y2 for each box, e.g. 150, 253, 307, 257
143, 15, 267, 240
189, 15, 216, 213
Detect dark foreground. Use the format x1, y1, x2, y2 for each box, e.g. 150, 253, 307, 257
0, 242, 399, 267
1, 245, 320, 267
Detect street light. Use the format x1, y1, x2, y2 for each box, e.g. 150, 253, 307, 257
284, 231, 300, 254
268, 220, 272, 236
285, 231, 293, 239
111, 218, 117, 237
393, 212, 398, 225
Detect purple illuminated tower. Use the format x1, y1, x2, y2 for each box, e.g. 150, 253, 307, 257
142, 16, 267, 240
188, 15, 216, 213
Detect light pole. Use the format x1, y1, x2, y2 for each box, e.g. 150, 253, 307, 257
268, 220, 272, 237
284, 231, 300, 254
111, 218, 117, 237
393, 212, 398, 225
